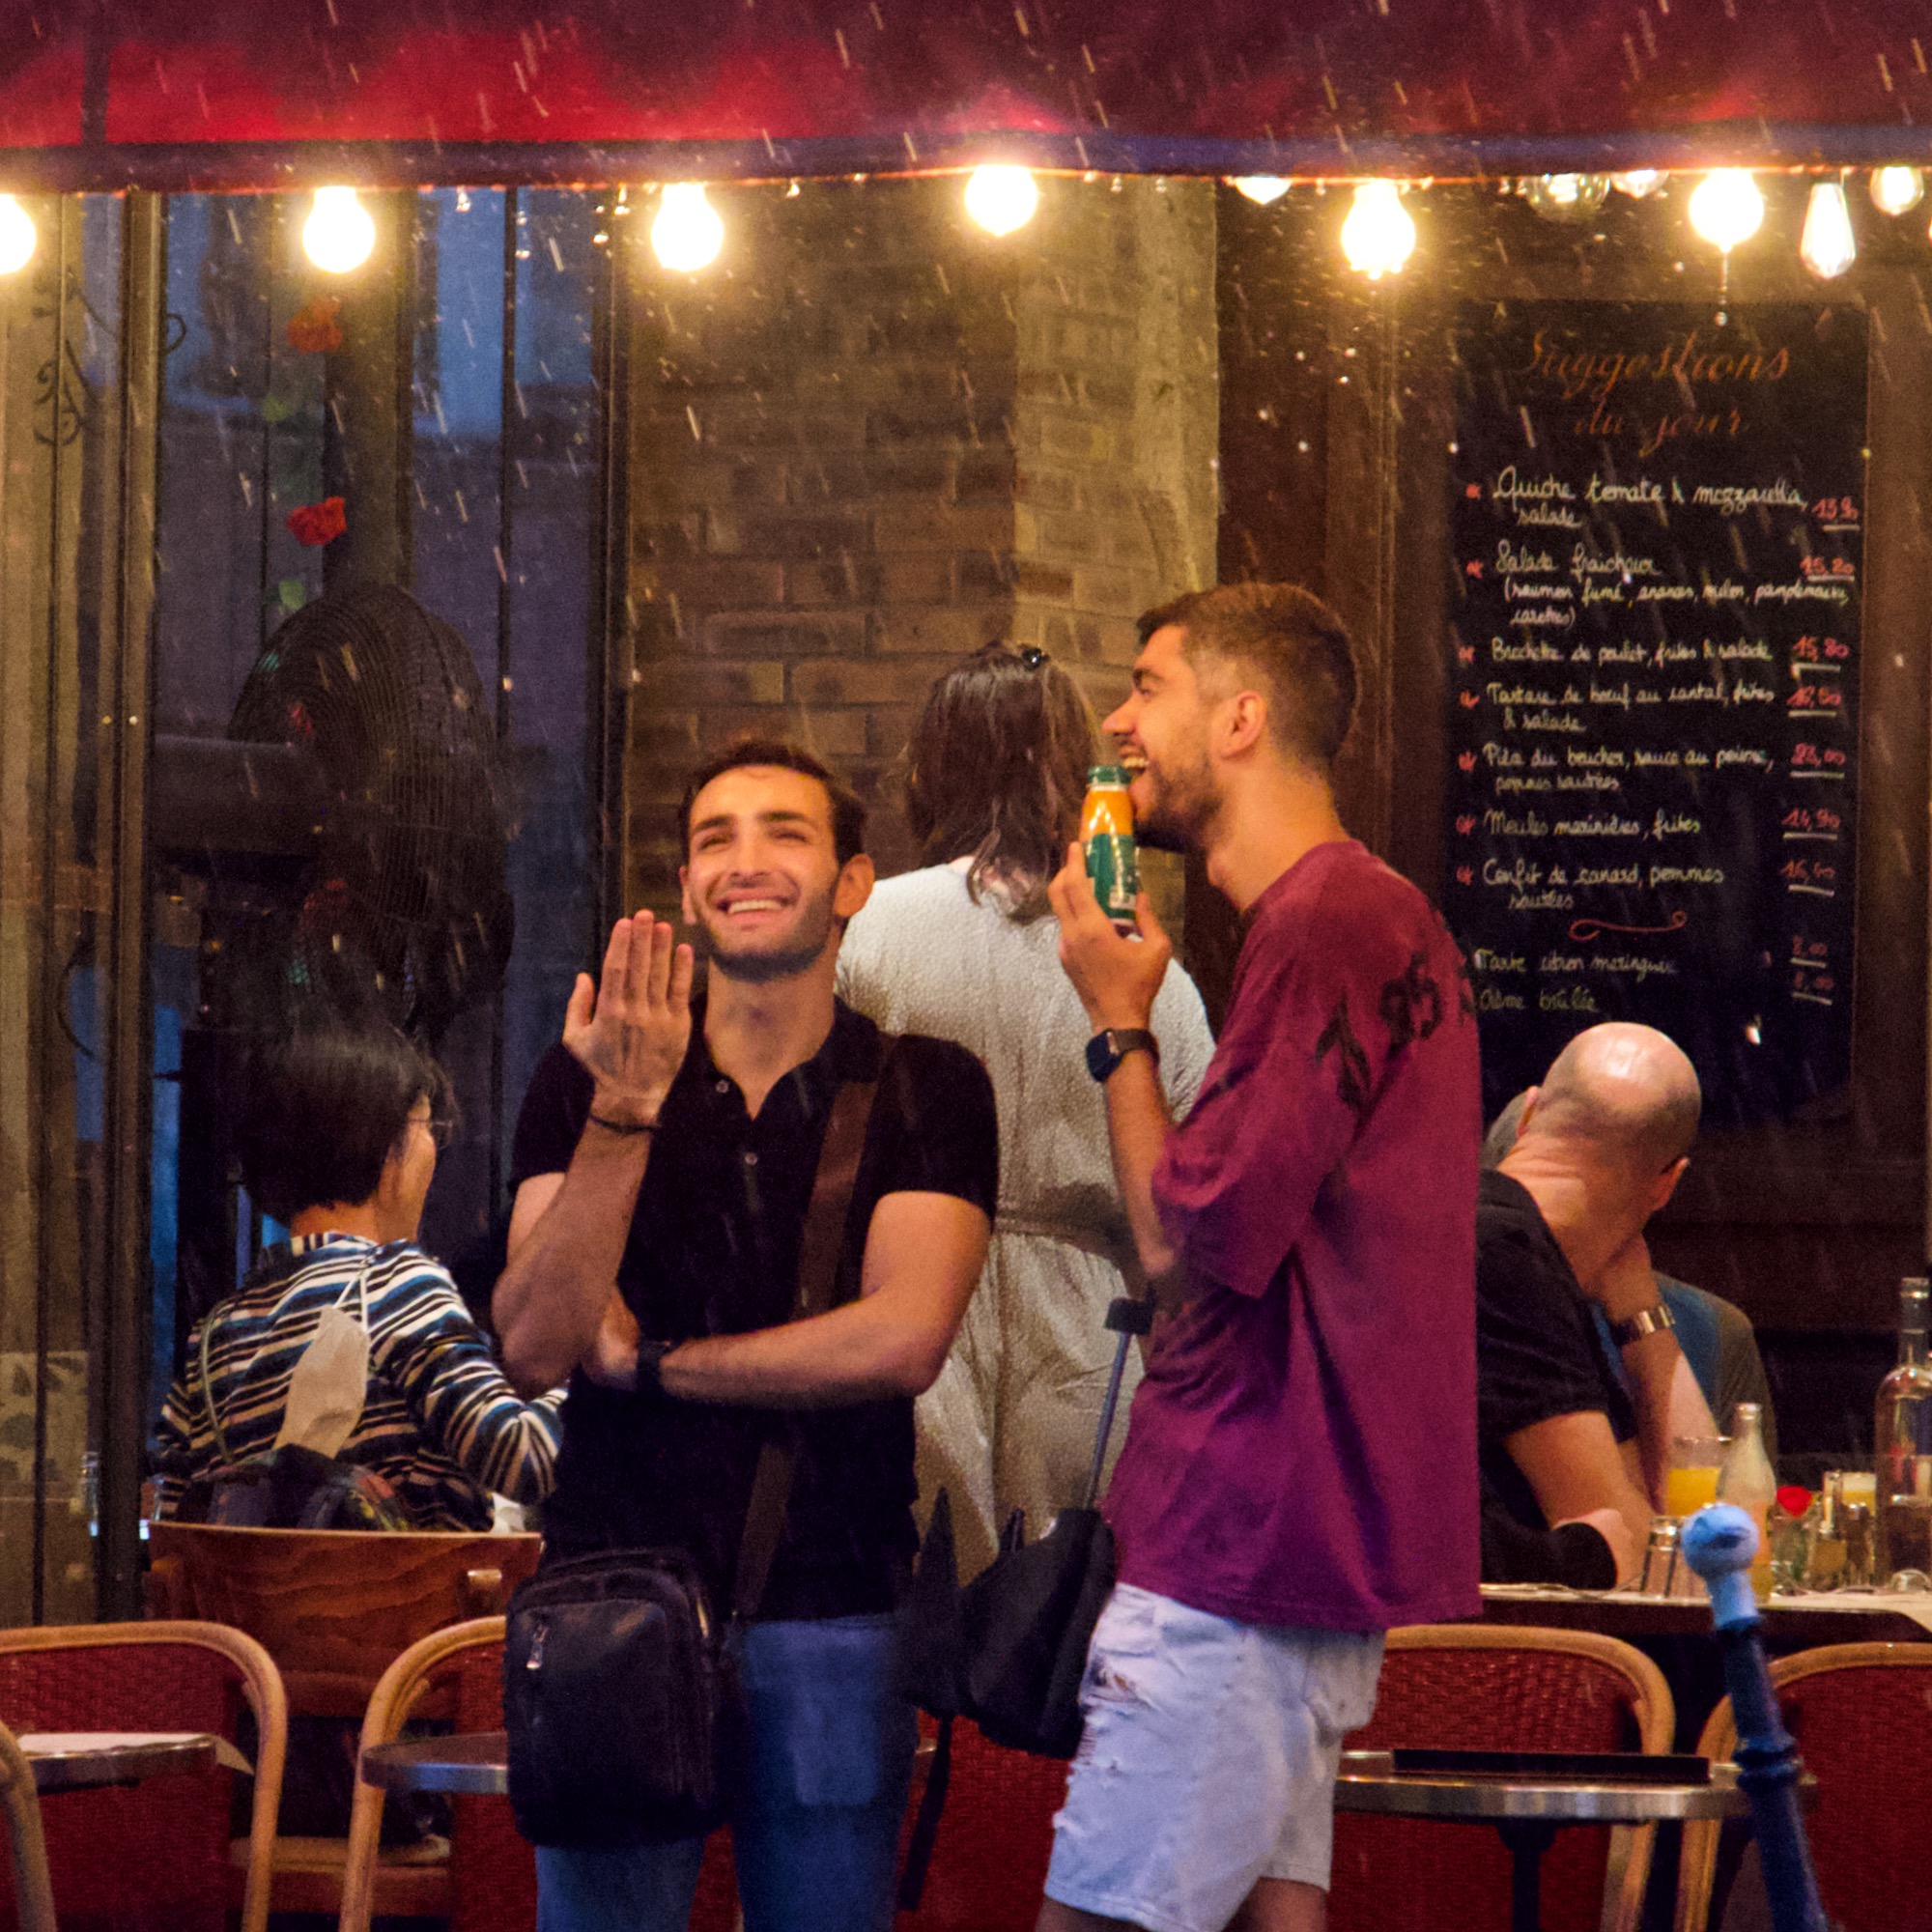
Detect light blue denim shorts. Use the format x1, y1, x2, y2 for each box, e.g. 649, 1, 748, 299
1044, 1583, 1384, 1932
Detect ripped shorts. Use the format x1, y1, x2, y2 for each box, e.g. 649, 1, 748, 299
1044, 1583, 1384, 1932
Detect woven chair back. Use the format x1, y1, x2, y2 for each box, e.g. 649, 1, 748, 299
1329, 1628, 1669, 1932
0, 1639, 241, 1932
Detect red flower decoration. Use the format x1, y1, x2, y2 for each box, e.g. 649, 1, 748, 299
286, 496, 347, 547
286, 297, 344, 355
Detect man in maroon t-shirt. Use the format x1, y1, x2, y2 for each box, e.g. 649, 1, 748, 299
1041, 583, 1481, 1932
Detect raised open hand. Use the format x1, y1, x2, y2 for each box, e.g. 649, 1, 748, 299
563, 911, 696, 1128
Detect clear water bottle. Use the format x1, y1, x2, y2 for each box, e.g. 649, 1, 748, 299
1876, 1278, 1932, 1582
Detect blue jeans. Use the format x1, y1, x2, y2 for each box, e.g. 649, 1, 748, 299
534, 1613, 915, 1932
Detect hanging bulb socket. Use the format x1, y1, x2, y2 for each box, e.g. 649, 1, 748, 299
1522, 174, 1610, 221
1340, 180, 1416, 279
0, 194, 35, 275
1688, 170, 1765, 254
301, 186, 377, 274
1801, 180, 1857, 280
650, 184, 724, 272
964, 165, 1039, 236
1870, 166, 1924, 216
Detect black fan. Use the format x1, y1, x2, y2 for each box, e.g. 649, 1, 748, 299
160, 582, 514, 1046
153, 582, 516, 1334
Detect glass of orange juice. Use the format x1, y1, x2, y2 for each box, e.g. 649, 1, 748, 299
1666, 1436, 1728, 1520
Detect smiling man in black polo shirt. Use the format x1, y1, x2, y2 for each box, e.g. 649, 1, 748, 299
494, 739, 996, 1932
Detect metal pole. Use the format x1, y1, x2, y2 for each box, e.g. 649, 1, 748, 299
97, 188, 163, 1620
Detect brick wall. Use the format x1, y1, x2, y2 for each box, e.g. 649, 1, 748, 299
621, 172, 1217, 909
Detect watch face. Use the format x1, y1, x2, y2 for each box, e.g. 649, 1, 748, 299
1085, 1032, 1118, 1082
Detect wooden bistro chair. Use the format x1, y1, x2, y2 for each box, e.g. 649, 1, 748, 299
341, 1617, 744, 1932
0, 1619, 286, 1932
1676, 1640, 1932, 1932
147, 1520, 540, 1920
0, 1717, 58, 1932
340, 1618, 527, 1932
1327, 1624, 1674, 1932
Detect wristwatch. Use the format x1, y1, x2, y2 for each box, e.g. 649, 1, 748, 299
637, 1337, 677, 1394
1608, 1301, 1676, 1348
1086, 1028, 1160, 1084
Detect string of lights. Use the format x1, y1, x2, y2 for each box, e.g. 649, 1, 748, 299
0, 165, 1923, 285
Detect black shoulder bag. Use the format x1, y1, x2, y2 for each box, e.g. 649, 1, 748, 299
503, 1068, 881, 1850
895, 1287, 1154, 1905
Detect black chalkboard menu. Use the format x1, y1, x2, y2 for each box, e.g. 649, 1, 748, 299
1446, 301, 1867, 1129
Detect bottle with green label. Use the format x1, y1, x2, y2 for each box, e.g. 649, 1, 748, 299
1081, 765, 1139, 923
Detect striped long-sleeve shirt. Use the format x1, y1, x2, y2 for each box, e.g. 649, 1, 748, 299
152, 1232, 564, 1531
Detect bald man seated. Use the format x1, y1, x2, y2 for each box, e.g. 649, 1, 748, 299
1477, 1023, 1721, 1587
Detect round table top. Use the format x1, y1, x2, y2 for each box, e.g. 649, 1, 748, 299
361, 1730, 509, 1797
19, 1732, 220, 1793
1335, 1752, 1757, 1824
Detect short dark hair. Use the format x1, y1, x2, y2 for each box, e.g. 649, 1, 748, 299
904, 644, 1098, 920
677, 737, 867, 866
236, 1027, 443, 1225
1138, 582, 1359, 770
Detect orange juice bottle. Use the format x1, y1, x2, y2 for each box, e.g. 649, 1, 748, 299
1081, 766, 1138, 923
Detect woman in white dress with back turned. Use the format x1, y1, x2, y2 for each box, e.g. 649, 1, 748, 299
838, 644, 1213, 1579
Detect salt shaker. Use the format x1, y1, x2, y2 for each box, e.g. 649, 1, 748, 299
1805, 1472, 1848, 1590
1841, 1501, 1875, 1590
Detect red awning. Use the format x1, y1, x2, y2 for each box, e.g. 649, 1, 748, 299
4, 0, 1930, 191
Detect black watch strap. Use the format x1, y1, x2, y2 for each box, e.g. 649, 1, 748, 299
636, 1336, 676, 1393
1087, 1027, 1160, 1083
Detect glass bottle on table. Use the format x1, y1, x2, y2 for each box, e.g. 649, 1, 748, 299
1876, 1278, 1932, 1583
1806, 1474, 1848, 1590
1719, 1403, 1776, 1604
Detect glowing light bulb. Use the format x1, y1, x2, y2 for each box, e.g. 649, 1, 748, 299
1688, 169, 1764, 253
1870, 165, 1924, 215
1340, 180, 1415, 279
650, 184, 724, 271
1801, 181, 1857, 279
964, 165, 1039, 236
1523, 174, 1609, 220
301, 186, 376, 274
1611, 170, 1664, 199
0, 195, 35, 274
1230, 176, 1290, 206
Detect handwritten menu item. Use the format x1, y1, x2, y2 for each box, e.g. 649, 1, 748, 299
1447, 302, 1866, 1128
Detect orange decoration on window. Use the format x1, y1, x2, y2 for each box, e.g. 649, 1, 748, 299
286, 496, 346, 547
286, 296, 344, 354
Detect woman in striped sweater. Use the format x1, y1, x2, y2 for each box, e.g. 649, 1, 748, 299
152, 1025, 563, 1531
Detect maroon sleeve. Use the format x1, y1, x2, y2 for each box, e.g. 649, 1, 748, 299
1152, 888, 1463, 1299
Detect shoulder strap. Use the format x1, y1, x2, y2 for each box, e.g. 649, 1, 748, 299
730, 1041, 894, 1622
1082, 1292, 1156, 1509
196, 1309, 234, 1465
